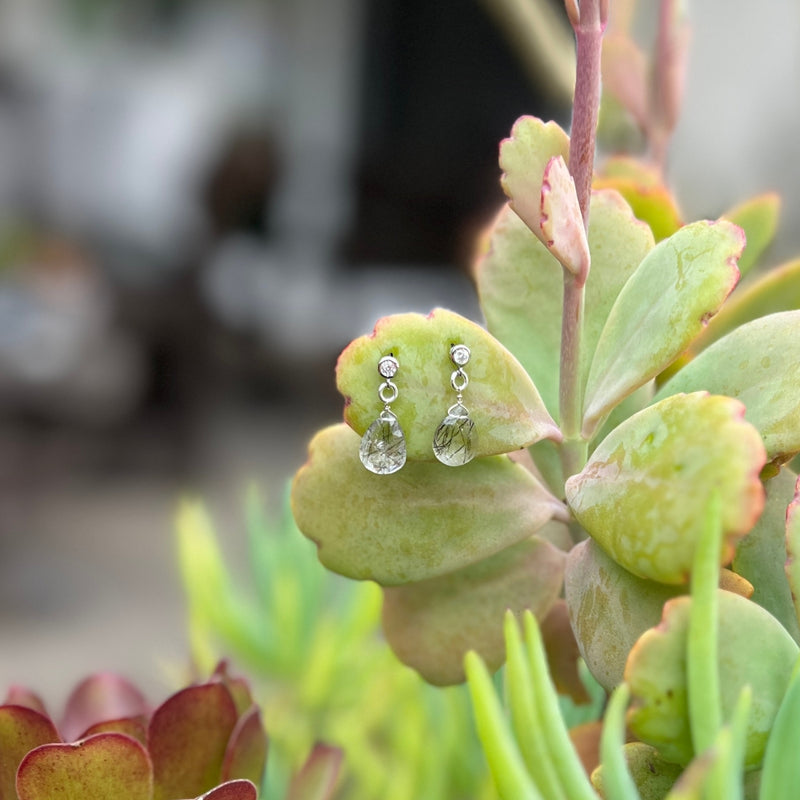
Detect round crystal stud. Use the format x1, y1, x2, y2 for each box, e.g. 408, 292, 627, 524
450, 344, 470, 367
378, 355, 399, 378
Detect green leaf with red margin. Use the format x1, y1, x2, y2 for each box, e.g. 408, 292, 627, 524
476, 191, 654, 419
291, 424, 566, 585
149, 683, 238, 800
0, 705, 60, 799
594, 157, 683, 242
286, 744, 343, 800
566, 393, 766, 585
3, 688, 47, 716
338, 308, 559, 460
60, 673, 148, 743
220, 707, 267, 786
721, 192, 781, 277
687, 258, 800, 357
657, 310, 800, 463
733, 468, 800, 644
16, 733, 152, 800
582, 220, 744, 437
540, 155, 590, 278
197, 780, 257, 800
625, 591, 798, 768
382, 536, 565, 685
785, 475, 800, 629
499, 116, 570, 243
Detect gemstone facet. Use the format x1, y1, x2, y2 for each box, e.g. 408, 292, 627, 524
359, 410, 407, 474
433, 404, 476, 466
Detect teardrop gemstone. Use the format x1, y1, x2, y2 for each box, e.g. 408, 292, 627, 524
359, 410, 407, 474
433, 405, 476, 466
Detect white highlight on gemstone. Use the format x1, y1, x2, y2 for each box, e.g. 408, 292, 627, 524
450, 344, 470, 367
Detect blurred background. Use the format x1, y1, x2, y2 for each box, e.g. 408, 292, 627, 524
0, 0, 798, 709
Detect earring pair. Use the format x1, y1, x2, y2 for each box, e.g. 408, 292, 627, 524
359, 344, 477, 475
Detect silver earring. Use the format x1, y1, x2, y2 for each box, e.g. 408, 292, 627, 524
433, 344, 476, 466
359, 354, 407, 474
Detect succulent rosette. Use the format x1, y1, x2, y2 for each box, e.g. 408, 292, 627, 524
0, 663, 268, 800
291, 111, 800, 777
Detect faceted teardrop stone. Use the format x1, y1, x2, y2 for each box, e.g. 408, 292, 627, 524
359, 410, 407, 474
433, 405, 476, 466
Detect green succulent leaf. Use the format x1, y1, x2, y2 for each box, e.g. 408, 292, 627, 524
220, 707, 267, 786
465, 650, 542, 800
338, 308, 559, 459
721, 192, 781, 277
594, 156, 683, 242
16, 733, 152, 800
597, 684, 639, 800
759, 659, 800, 800
291, 424, 566, 585
286, 744, 343, 800
733, 469, 800, 643
566, 393, 766, 585
657, 310, 800, 462
503, 613, 566, 799
785, 476, 800, 630
476, 190, 654, 418
688, 258, 800, 357
382, 536, 565, 686
592, 742, 683, 800
625, 590, 799, 768
539, 599, 591, 704
197, 780, 258, 800
499, 115, 570, 242
565, 537, 682, 691
0, 705, 60, 799
149, 683, 239, 800
583, 220, 743, 436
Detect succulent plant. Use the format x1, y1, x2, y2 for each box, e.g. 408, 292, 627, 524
0, 663, 337, 800
290, 0, 800, 794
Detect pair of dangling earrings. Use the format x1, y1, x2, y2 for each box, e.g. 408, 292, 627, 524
359, 343, 477, 475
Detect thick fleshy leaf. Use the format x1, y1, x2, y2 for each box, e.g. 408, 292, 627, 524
785, 476, 800, 628
80, 716, 148, 745
688, 258, 800, 357
3, 688, 47, 716
582, 220, 743, 436
592, 742, 683, 800
197, 779, 258, 800
721, 192, 781, 277
565, 538, 681, 692
539, 599, 590, 704
382, 536, 565, 685
540, 155, 590, 277
291, 424, 566, 585
759, 664, 800, 800
60, 673, 148, 743
149, 683, 238, 800
625, 591, 799, 768
733, 469, 800, 643
594, 157, 683, 242
499, 116, 570, 241
657, 310, 800, 462
0, 705, 60, 799
16, 733, 152, 800
566, 393, 766, 584
338, 308, 559, 459
220, 707, 267, 785
286, 744, 343, 800
476, 191, 654, 418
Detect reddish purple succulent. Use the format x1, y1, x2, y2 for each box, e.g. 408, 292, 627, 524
0, 663, 267, 800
